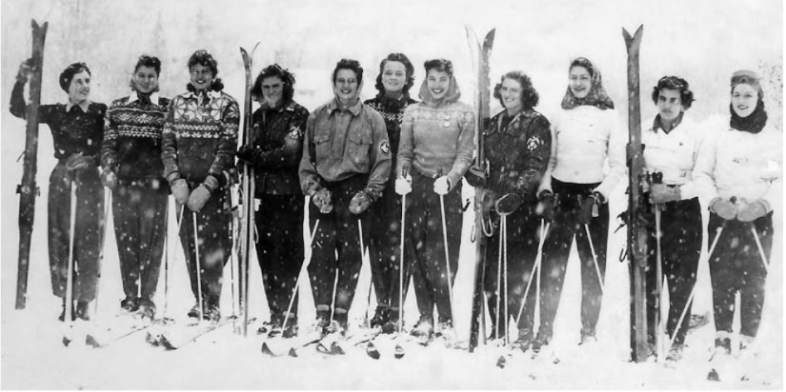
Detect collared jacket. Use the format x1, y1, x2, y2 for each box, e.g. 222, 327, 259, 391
483, 109, 551, 202
161, 89, 239, 186
299, 98, 391, 200
246, 100, 309, 196
101, 92, 170, 182
642, 114, 704, 200
11, 81, 106, 163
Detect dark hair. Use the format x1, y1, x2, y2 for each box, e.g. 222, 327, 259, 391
59, 62, 91, 92
374, 53, 415, 94
135, 55, 162, 76
493, 71, 539, 110
250, 64, 296, 103
332, 59, 363, 84
651, 75, 694, 110
569, 57, 595, 78
424, 58, 453, 76
186, 49, 223, 91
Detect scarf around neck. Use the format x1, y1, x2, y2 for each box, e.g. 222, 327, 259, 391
730, 99, 768, 134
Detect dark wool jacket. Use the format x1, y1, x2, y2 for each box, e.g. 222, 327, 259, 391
246, 100, 309, 196
483, 108, 551, 203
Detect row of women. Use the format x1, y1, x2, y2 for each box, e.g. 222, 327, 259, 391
11, 47, 780, 361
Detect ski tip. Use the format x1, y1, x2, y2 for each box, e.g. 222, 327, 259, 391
261, 342, 275, 356
485, 28, 496, 41
707, 368, 720, 382
85, 335, 101, 349
288, 348, 298, 357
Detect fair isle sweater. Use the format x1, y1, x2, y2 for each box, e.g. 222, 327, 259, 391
101, 93, 170, 181
161, 90, 239, 186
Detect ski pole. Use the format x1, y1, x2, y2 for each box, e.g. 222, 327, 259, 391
193, 212, 204, 323
502, 215, 510, 345
654, 204, 664, 362
438, 193, 458, 340
494, 216, 503, 341
398, 194, 406, 335
583, 224, 605, 294
244, 178, 256, 336
515, 220, 549, 326
750, 226, 770, 273
64, 178, 78, 328
358, 219, 372, 327
279, 219, 320, 335
94, 190, 111, 316
668, 225, 724, 349
163, 201, 185, 320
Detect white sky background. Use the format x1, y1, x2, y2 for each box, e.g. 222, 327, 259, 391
0, 0, 782, 388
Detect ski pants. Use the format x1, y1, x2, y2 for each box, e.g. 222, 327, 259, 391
177, 184, 232, 308
539, 179, 608, 340
406, 171, 463, 324
48, 161, 105, 302
112, 179, 168, 302
709, 211, 772, 338
483, 203, 541, 339
645, 197, 702, 346
255, 194, 305, 322
307, 175, 370, 318
369, 177, 411, 321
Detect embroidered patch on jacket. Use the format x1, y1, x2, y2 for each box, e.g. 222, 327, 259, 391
286, 125, 303, 139
379, 140, 391, 156
527, 136, 542, 151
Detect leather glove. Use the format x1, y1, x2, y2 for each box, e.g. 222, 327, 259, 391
536, 190, 555, 222
171, 178, 191, 205
100, 169, 118, 190
395, 175, 412, 196
433, 176, 451, 195
710, 198, 737, 220
349, 190, 372, 215
465, 159, 487, 188
187, 182, 214, 212
650, 183, 681, 204
495, 193, 522, 215
312, 188, 333, 214
65, 152, 92, 171
736, 199, 768, 222
236, 144, 255, 164
577, 193, 600, 225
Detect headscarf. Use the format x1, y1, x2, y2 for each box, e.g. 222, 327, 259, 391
419, 59, 461, 107
560, 57, 614, 111
729, 70, 768, 134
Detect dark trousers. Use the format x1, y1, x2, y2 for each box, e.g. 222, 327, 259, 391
177, 186, 232, 308
48, 162, 105, 302
645, 197, 702, 346
308, 176, 370, 316
369, 178, 411, 319
483, 203, 540, 338
539, 179, 609, 339
709, 212, 772, 338
112, 179, 168, 301
255, 194, 304, 321
406, 171, 463, 323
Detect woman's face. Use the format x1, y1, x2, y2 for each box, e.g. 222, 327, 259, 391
426, 68, 450, 100
731, 83, 758, 118
261, 76, 284, 107
333, 69, 360, 104
382, 61, 407, 95
68, 70, 91, 104
569, 66, 592, 99
133, 65, 158, 94
656, 88, 684, 122
189, 64, 215, 91
500, 77, 523, 113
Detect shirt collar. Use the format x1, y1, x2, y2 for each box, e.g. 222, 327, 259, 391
653, 112, 684, 134
65, 100, 91, 113
327, 98, 362, 116
128, 92, 160, 106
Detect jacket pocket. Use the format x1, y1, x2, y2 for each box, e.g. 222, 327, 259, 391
347, 129, 372, 171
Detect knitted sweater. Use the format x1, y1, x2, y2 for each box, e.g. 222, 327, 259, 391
539, 105, 625, 199
642, 115, 704, 200
161, 89, 239, 186
11, 81, 106, 162
694, 122, 782, 212
101, 93, 170, 181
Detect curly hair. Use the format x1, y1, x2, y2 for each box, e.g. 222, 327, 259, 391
493, 71, 539, 110
186, 49, 223, 91
135, 55, 162, 76
251, 64, 296, 103
424, 58, 453, 76
59, 62, 91, 92
651, 75, 694, 110
374, 53, 415, 95
332, 59, 363, 84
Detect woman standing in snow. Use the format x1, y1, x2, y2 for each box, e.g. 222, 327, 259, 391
364, 53, 418, 333
535, 57, 625, 351
694, 70, 781, 356
236, 64, 308, 336
11, 60, 107, 321
395, 59, 475, 342
101, 55, 170, 320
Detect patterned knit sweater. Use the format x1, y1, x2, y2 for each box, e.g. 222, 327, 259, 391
161, 89, 239, 186
101, 93, 170, 181
364, 93, 418, 160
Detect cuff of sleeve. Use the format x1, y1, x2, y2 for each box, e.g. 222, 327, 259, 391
167, 172, 181, 185
447, 172, 462, 192
203, 175, 219, 192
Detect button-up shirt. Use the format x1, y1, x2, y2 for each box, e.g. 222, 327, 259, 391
642, 114, 704, 200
